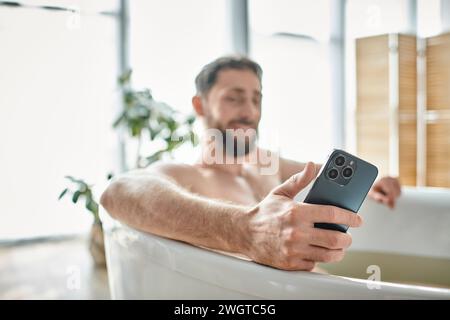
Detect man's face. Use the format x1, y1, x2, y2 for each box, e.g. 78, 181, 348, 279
200, 69, 262, 156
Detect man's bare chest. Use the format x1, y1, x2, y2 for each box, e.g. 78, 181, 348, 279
192, 170, 281, 206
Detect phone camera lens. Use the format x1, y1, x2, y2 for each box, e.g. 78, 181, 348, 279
334, 155, 345, 167
327, 168, 339, 180
342, 167, 353, 179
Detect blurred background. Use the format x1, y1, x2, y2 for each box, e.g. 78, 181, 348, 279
0, 0, 449, 299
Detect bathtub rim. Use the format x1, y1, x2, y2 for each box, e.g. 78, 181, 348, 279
101, 215, 450, 300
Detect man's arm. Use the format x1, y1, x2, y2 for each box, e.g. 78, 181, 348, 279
100, 165, 250, 254
101, 162, 362, 271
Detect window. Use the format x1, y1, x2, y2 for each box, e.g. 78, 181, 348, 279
249, 0, 333, 163
346, 0, 411, 39
128, 0, 229, 163
0, 4, 118, 239
417, 0, 441, 38
129, 0, 229, 115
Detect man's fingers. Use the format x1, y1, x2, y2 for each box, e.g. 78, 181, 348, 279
370, 189, 392, 206
380, 189, 396, 208
308, 228, 352, 249
271, 162, 318, 199
383, 179, 401, 208
384, 178, 401, 197
304, 246, 345, 263
377, 178, 401, 200
377, 183, 394, 199
391, 179, 402, 198
373, 191, 389, 203
283, 258, 316, 271
301, 203, 363, 228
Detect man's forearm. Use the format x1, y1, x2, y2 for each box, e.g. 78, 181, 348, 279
100, 174, 251, 254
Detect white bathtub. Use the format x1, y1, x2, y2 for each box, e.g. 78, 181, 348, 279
101, 187, 450, 299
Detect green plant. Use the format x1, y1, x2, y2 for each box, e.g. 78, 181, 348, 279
114, 70, 197, 168
58, 70, 198, 267
58, 176, 100, 224
59, 70, 198, 222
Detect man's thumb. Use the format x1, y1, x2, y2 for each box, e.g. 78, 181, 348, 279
272, 162, 318, 199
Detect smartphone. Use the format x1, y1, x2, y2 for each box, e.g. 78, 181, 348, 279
303, 149, 378, 233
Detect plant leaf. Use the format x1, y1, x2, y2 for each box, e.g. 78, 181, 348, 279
72, 190, 81, 203
65, 175, 78, 183
85, 198, 99, 216
118, 69, 132, 86
113, 113, 126, 128
190, 132, 198, 146
145, 150, 165, 166
186, 114, 196, 125
58, 188, 68, 200
65, 176, 88, 188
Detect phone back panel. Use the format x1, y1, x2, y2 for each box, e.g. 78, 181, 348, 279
304, 149, 378, 232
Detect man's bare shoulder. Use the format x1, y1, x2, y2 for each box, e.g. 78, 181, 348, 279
141, 161, 203, 190
148, 161, 198, 175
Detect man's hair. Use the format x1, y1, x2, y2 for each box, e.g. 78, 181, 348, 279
195, 55, 263, 97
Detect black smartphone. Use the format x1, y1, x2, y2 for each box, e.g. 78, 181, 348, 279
303, 149, 378, 233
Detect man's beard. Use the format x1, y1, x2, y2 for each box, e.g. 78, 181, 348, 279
205, 115, 259, 157
221, 128, 258, 157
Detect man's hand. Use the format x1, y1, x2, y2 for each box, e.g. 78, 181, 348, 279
242, 162, 363, 271
368, 176, 402, 209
